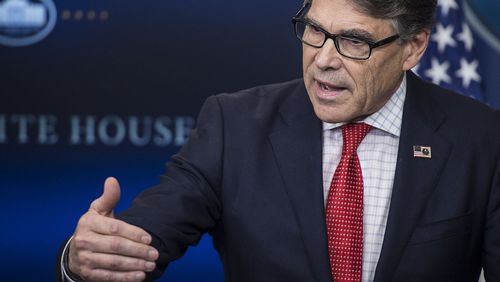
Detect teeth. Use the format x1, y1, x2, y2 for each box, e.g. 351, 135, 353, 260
321, 83, 331, 91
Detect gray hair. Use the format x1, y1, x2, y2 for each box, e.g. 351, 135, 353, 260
302, 0, 437, 41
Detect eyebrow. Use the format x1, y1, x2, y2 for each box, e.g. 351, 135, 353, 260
303, 16, 324, 28
339, 29, 376, 42
303, 16, 376, 42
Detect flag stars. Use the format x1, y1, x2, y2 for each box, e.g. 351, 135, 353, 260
457, 23, 474, 51
438, 0, 458, 17
432, 24, 457, 53
416, 0, 484, 101
456, 58, 481, 88
425, 58, 452, 85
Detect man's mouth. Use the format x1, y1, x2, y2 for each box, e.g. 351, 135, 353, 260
315, 80, 348, 96
319, 82, 344, 91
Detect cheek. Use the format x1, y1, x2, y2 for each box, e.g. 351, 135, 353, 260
364, 67, 377, 95
302, 47, 317, 68
302, 49, 316, 88
352, 65, 376, 104
361, 61, 402, 111
363, 61, 392, 98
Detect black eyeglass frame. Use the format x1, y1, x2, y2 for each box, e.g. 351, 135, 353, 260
291, 2, 400, 60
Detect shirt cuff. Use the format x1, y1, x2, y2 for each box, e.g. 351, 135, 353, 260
60, 236, 79, 282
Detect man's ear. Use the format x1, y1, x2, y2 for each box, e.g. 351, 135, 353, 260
402, 30, 430, 71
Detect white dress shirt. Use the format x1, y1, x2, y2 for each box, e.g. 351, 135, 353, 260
322, 75, 406, 281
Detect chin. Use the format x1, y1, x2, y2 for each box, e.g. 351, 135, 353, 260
314, 107, 345, 123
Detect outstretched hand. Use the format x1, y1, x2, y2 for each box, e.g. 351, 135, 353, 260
68, 177, 159, 282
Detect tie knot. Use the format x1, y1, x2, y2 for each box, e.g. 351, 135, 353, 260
341, 123, 371, 154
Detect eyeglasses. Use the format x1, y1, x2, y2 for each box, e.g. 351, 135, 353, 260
292, 18, 400, 60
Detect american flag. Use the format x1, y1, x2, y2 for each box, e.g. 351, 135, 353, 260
414, 0, 485, 102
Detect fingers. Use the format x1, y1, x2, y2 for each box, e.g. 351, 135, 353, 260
76, 251, 156, 273
77, 213, 152, 244
90, 177, 121, 217
77, 267, 147, 282
70, 214, 159, 281
68, 177, 160, 281
72, 233, 159, 261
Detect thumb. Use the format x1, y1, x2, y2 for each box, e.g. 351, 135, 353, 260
90, 177, 121, 217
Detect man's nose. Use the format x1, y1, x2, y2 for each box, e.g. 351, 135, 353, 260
314, 39, 343, 70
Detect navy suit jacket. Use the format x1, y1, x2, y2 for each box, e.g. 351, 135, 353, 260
117, 71, 500, 282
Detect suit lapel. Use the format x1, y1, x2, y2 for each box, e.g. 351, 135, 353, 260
374, 72, 454, 281
268, 82, 333, 282
266, 74, 453, 282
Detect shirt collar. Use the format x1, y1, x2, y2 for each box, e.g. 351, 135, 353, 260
322, 73, 406, 137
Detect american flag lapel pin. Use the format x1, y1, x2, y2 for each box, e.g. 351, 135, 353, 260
413, 145, 432, 159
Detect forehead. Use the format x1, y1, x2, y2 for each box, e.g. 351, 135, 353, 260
307, 0, 395, 36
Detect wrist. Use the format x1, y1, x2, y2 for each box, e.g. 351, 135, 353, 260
61, 236, 83, 282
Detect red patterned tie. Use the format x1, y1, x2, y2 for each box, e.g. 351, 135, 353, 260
326, 123, 371, 282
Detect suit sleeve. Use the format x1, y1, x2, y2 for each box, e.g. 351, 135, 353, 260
117, 95, 225, 280
483, 151, 500, 281
481, 110, 500, 280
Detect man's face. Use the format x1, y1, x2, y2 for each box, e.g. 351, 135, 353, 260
303, 0, 411, 123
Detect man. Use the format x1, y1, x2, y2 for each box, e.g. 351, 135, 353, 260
58, 0, 500, 281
